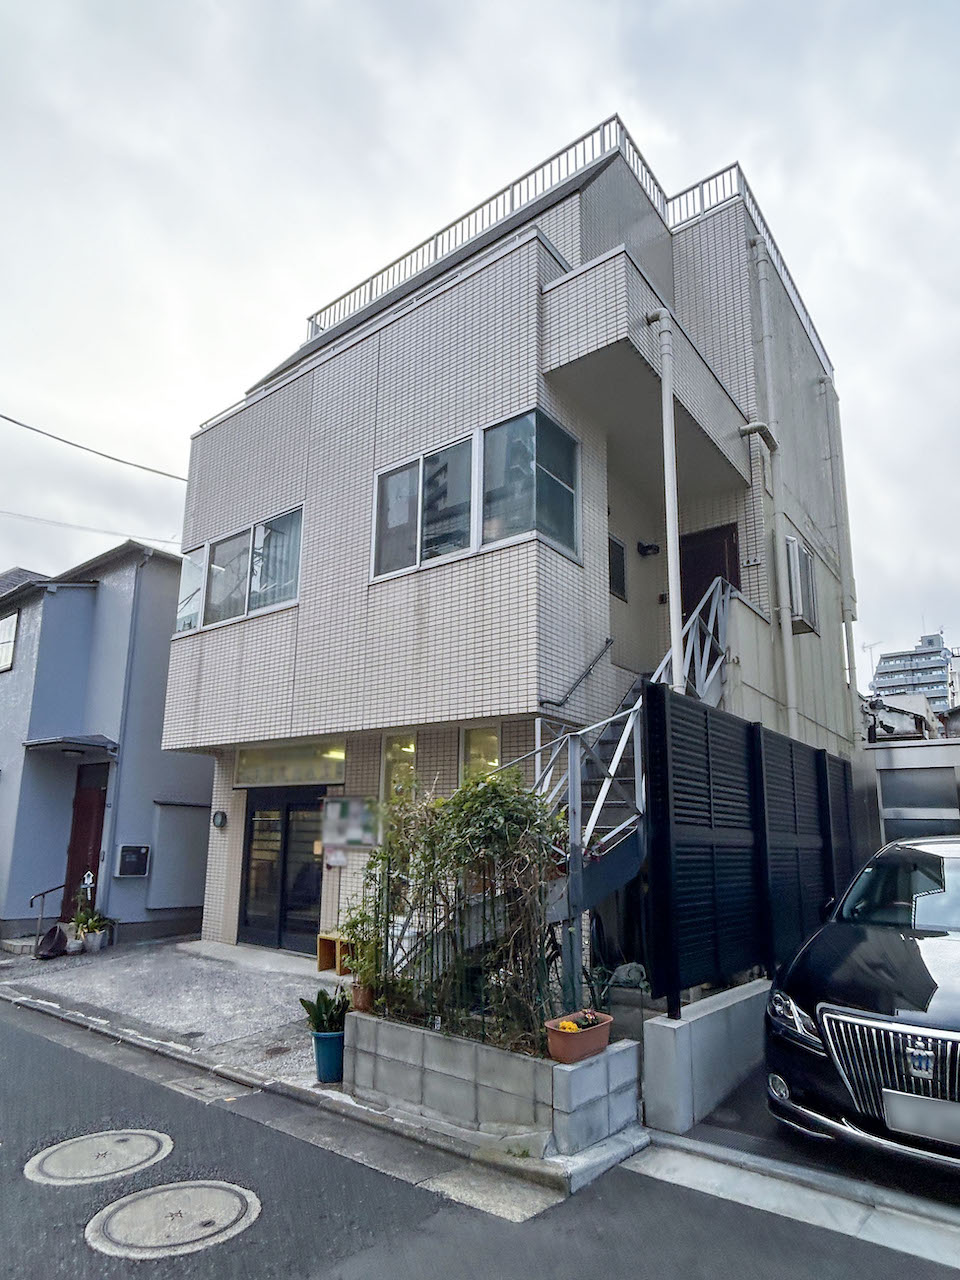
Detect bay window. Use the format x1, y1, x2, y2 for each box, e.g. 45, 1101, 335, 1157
372, 410, 579, 579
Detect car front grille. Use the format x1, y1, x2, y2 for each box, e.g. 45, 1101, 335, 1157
820, 1009, 960, 1119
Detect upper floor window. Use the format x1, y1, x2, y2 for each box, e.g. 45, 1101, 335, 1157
462, 724, 500, 781
0, 611, 18, 672
372, 411, 578, 579
383, 731, 417, 799
176, 507, 302, 634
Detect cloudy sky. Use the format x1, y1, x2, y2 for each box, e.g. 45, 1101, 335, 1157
1, 0, 957, 680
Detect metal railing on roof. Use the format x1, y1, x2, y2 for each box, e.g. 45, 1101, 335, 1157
304, 116, 833, 378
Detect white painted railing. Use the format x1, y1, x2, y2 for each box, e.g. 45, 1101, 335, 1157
305, 117, 832, 377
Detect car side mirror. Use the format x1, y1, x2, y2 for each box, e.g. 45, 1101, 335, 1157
820, 897, 835, 923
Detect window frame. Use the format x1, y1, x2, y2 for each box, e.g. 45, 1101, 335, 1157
0, 610, 18, 673
608, 535, 627, 601
370, 410, 581, 584
459, 721, 502, 784
381, 729, 419, 801
173, 504, 303, 639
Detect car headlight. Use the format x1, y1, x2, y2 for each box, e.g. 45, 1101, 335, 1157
767, 988, 823, 1048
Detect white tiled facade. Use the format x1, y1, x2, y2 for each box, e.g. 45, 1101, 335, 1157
163, 132, 857, 946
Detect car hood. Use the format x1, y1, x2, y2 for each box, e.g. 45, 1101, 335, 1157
783, 921, 960, 1031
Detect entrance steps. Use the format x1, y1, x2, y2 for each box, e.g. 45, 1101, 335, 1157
0, 937, 34, 956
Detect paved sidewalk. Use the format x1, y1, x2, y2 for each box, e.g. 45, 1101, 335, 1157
0, 937, 340, 1083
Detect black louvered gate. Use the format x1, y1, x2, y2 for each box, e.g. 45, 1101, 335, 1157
643, 681, 856, 1016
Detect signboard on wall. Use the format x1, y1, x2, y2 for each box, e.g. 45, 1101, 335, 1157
234, 738, 346, 787
322, 797, 377, 849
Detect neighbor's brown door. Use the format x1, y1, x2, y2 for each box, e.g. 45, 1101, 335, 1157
61, 763, 109, 919
679, 523, 740, 621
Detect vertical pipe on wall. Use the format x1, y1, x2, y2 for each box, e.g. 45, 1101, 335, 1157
647, 309, 685, 695
561, 733, 584, 1010
751, 239, 800, 741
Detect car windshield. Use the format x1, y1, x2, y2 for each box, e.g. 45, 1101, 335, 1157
840, 846, 960, 930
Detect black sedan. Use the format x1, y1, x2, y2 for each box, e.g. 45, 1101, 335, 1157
766, 836, 960, 1170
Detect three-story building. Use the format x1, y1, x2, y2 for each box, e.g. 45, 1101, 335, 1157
162, 117, 858, 956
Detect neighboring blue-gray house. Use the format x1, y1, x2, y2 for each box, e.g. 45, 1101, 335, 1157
0, 541, 214, 940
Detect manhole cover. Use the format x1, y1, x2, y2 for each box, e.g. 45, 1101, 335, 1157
24, 1130, 173, 1186
263, 1044, 291, 1057
85, 1180, 260, 1258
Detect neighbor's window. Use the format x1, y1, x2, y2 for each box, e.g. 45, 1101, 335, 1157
383, 732, 417, 799
204, 529, 251, 625
375, 462, 419, 575
176, 549, 205, 633
463, 725, 500, 781
0, 612, 18, 672
249, 508, 302, 611
421, 440, 472, 561
482, 411, 577, 553
608, 537, 627, 601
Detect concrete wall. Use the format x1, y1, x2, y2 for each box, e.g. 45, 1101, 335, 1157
580, 154, 675, 307
343, 1012, 641, 1156
0, 595, 42, 922
28, 586, 96, 738
642, 978, 770, 1134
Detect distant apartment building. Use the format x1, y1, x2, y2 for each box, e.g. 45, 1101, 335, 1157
162, 116, 858, 956
872, 633, 958, 715
0, 543, 214, 939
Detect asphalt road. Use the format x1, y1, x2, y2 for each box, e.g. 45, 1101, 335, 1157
0, 999, 954, 1280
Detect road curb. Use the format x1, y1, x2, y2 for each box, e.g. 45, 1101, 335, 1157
0, 984, 580, 1193
648, 1129, 960, 1233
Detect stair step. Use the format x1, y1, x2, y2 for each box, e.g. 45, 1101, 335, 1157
0, 936, 35, 955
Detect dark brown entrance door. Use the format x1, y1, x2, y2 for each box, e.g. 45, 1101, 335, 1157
679, 523, 741, 621
61, 763, 109, 919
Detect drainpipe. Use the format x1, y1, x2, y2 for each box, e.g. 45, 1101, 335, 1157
820, 375, 861, 746
750, 238, 800, 741
97, 549, 152, 919
647, 308, 685, 695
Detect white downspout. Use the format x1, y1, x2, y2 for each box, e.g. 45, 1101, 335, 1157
750, 238, 800, 741
647, 308, 685, 695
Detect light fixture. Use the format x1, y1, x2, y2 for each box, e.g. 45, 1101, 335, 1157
212, 810, 228, 829
637, 541, 661, 558
62, 748, 84, 758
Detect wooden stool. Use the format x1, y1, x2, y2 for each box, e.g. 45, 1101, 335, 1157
316, 931, 355, 976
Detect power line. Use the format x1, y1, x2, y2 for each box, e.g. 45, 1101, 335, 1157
0, 411, 188, 482
0, 508, 181, 546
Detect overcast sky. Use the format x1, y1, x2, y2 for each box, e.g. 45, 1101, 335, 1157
1, 0, 958, 680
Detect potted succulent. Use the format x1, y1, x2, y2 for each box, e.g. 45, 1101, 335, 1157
545, 1008, 613, 1064
72, 900, 113, 953
300, 988, 350, 1083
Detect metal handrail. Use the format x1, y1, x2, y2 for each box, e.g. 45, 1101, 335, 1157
540, 636, 613, 709
29, 882, 65, 959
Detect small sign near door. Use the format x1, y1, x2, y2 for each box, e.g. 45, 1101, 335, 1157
117, 845, 150, 878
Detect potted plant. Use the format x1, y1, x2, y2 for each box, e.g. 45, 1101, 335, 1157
544, 1008, 613, 1064
80, 910, 113, 953
300, 988, 350, 1083
341, 903, 378, 1012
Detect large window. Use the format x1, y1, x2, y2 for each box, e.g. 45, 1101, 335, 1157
0, 612, 17, 672
372, 411, 579, 579
483, 411, 577, 553
383, 732, 417, 799
462, 724, 500, 781
177, 507, 302, 634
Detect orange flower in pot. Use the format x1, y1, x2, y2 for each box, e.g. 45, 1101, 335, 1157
545, 1008, 613, 1064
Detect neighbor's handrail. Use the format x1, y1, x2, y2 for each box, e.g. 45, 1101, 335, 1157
540, 636, 613, 709
29, 882, 65, 959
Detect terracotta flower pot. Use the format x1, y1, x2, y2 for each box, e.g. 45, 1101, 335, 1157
545, 1012, 613, 1064
351, 983, 374, 1013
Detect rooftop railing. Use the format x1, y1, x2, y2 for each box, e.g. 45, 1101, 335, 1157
304, 115, 834, 378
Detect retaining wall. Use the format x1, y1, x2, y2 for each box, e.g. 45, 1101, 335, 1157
343, 1013, 641, 1155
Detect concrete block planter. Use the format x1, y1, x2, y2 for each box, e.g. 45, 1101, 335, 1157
343, 1013, 640, 1156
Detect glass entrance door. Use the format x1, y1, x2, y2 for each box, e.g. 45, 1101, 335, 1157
238, 789, 326, 953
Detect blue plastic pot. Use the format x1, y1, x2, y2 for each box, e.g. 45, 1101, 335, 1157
312, 1030, 344, 1083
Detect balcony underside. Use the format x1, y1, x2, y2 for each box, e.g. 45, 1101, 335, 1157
546, 341, 748, 505
542, 247, 750, 501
